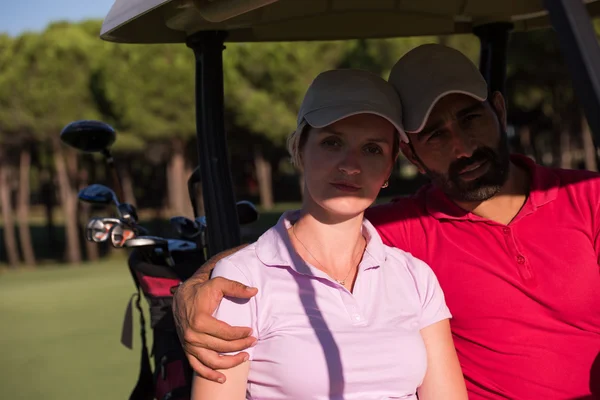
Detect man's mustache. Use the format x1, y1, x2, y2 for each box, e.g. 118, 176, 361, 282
449, 148, 495, 177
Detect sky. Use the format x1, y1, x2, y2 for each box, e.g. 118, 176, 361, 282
1, 0, 116, 36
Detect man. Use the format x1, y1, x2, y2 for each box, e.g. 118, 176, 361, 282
172, 44, 600, 399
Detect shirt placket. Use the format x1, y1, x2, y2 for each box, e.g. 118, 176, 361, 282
337, 262, 374, 326
500, 225, 535, 282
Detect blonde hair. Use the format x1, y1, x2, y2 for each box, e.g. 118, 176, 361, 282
286, 120, 311, 169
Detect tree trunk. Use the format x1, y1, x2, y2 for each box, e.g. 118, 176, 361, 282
518, 125, 535, 160
121, 160, 137, 207
53, 138, 81, 265
559, 129, 572, 169
582, 114, 598, 172
254, 146, 273, 210
40, 168, 57, 248
79, 156, 99, 262
182, 164, 195, 218
17, 147, 36, 267
168, 139, 187, 216
187, 165, 205, 218
0, 159, 20, 268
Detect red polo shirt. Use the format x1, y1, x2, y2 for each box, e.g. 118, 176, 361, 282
366, 154, 600, 399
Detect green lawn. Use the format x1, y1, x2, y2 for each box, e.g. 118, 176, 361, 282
0, 259, 148, 400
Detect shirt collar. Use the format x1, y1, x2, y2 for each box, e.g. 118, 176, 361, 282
425, 154, 559, 222
255, 210, 387, 276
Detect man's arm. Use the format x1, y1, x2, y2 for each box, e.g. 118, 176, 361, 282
172, 243, 258, 383
174, 243, 249, 291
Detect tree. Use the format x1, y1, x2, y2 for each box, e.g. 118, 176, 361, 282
12, 23, 106, 264
222, 41, 351, 208
506, 28, 597, 170
0, 33, 29, 267
93, 42, 197, 217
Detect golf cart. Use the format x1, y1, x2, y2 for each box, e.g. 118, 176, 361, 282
97, 0, 600, 257
90, 1, 600, 399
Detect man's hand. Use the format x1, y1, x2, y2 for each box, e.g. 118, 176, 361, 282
172, 269, 258, 383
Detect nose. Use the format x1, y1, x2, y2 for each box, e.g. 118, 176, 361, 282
449, 126, 476, 159
338, 148, 361, 175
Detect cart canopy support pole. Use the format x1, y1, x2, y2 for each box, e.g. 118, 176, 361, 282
473, 22, 514, 97
187, 31, 241, 257
544, 0, 600, 148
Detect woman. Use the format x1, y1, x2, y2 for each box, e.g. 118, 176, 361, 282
191, 69, 467, 399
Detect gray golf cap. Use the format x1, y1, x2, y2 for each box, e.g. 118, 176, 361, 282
388, 44, 488, 134
297, 69, 408, 143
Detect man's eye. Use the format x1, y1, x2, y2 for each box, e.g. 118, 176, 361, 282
427, 131, 442, 142
463, 114, 481, 123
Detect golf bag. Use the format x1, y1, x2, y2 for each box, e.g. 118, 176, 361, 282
121, 248, 203, 400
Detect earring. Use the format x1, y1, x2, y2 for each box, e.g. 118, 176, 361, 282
381, 180, 389, 188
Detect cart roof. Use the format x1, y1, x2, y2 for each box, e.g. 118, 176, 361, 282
99, 0, 600, 44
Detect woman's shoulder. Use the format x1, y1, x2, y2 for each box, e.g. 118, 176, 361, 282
381, 244, 435, 278
215, 242, 260, 276
213, 221, 286, 281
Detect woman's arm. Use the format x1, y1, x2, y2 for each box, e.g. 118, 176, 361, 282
192, 361, 250, 399
417, 319, 467, 400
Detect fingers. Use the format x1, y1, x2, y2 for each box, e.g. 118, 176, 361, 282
197, 348, 251, 371
187, 354, 226, 383
194, 315, 254, 341
185, 329, 257, 353
186, 348, 251, 383
213, 277, 258, 300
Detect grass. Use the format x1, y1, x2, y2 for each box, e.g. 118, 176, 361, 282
0, 196, 408, 399
0, 258, 148, 400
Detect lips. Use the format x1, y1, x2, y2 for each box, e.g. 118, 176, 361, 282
330, 182, 361, 192
458, 159, 490, 181
459, 159, 486, 174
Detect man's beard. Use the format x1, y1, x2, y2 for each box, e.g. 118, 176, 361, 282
421, 130, 510, 202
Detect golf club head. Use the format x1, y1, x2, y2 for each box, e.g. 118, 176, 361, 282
78, 184, 118, 206
109, 224, 136, 248
196, 216, 207, 227
117, 203, 138, 224
170, 216, 201, 239
86, 217, 123, 242
60, 120, 116, 153
167, 239, 197, 252
124, 236, 174, 267
236, 200, 259, 225
123, 236, 169, 248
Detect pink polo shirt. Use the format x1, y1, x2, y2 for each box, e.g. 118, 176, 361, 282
211, 211, 451, 399
366, 154, 600, 399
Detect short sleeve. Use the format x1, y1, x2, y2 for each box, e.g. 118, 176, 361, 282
411, 256, 452, 330
211, 258, 258, 358
595, 202, 600, 265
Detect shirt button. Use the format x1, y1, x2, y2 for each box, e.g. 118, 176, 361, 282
502, 227, 510, 234
516, 255, 525, 264
352, 314, 362, 321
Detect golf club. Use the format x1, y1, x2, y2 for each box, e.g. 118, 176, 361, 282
60, 120, 124, 201
86, 217, 122, 243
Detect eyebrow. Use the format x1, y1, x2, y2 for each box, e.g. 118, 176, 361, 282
319, 127, 392, 144
456, 102, 486, 119
418, 101, 486, 140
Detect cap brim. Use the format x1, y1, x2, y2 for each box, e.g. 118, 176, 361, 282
303, 103, 408, 143
405, 89, 487, 133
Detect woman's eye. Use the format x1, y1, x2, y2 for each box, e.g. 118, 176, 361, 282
322, 138, 341, 147
364, 145, 383, 154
